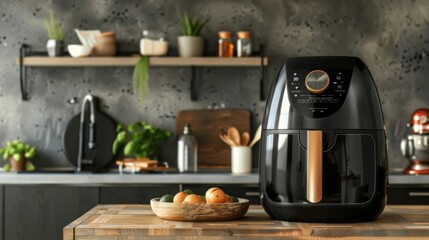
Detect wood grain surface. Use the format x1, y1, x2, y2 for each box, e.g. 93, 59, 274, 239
64, 204, 429, 239
19, 56, 268, 67
176, 109, 250, 168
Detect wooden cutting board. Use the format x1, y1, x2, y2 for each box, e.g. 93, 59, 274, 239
176, 109, 250, 168
64, 204, 429, 239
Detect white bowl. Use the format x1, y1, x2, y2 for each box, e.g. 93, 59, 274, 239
68, 44, 92, 58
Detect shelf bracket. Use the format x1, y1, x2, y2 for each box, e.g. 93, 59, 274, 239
190, 66, 197, 101
260, 44, 266, 101
19, 44, 29, 101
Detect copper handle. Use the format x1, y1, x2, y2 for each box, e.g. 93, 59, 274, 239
307, 130, 323, 203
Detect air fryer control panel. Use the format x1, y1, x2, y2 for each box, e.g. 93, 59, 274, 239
287, 69, 352, 118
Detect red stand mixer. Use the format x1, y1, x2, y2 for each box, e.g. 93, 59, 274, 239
401, 109, 429, 175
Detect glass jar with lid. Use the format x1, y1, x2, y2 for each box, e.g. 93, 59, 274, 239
236, 31, 252, 57
140, 30, 169, 56
218, 31, 234, 57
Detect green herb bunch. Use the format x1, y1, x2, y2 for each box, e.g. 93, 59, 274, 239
44, 10, 64, 40
178, 13, 209, 36
112, 121, 171, 160
132, 56, 149, 102
0, 140, 36, 172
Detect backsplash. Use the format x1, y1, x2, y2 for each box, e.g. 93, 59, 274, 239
0, 0, 428, 170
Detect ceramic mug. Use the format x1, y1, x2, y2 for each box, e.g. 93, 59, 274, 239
231, 146, 252, 174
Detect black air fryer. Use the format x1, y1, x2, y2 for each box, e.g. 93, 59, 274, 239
259, 57, 388, 222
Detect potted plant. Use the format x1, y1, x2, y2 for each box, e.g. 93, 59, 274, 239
112, 121, 171, 160
0, 140, 36, 172
177, 13, 209, 57
44, 10, 64, 57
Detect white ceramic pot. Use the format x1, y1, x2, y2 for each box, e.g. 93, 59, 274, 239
177, 36, 204, 57
46, 39, 64, 57
231, 146, 252, 174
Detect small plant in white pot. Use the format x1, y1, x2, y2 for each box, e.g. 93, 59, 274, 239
44, 10, 64, 57
177, 13, 209, 57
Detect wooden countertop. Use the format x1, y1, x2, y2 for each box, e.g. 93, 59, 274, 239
64, 204, 429, 239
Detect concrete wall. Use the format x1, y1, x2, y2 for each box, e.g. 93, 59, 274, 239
0, 0, 428, 171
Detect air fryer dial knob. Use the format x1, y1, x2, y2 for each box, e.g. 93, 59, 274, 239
305, 70, 330, 94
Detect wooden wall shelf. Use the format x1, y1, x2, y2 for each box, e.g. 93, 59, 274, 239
19, 56, 268, 67
18, 44, 268, 101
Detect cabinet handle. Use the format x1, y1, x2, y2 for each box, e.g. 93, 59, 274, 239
245, 192, 260, 197
409, 192, 429, 197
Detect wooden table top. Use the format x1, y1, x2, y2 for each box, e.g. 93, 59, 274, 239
64, 204, 429, 240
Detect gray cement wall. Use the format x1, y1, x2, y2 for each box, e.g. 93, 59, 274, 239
0, 0, 428, 171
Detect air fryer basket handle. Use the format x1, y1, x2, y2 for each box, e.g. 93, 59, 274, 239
307, 130, 323, 203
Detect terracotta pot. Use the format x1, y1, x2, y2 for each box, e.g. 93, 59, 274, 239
93, 32, 117, 56
178, 36, 204, 57
10, 156, 27, 172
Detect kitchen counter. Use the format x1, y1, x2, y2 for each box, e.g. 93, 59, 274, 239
0, 171, 428, 185
64, 204, 429, 239
0, 172, 259, 185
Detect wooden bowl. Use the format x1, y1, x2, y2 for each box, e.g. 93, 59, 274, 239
150, 198, 250, 221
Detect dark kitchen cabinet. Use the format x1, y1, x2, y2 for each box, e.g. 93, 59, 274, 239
387, 185, 429, 205
3, 186, 99, 240
0, 186, 3, 239
100, 185, 179, 204
181, 184, 261, 204
0, 183, 258, 240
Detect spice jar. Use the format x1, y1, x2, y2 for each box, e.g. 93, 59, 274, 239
218, 31, 234, 57
236, 31, 252, 57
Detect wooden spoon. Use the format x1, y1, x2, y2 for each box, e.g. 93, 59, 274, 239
219, 133, 236, 146
249, 124, 262, 147
227, 127, 241, 146
241, 132, 250, 146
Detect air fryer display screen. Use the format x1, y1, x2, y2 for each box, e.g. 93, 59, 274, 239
287, 69, 352, 118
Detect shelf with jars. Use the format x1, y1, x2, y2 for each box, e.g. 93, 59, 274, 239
17, 44, 268, 101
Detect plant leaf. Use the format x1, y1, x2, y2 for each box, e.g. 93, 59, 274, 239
128, 122, 142, 132
112, 140, 120, 154
26, 161, 35, 171
3, 163, 10, 172
132, 56, 150, 102
116, 123, 124, 133
117, 131, 127, 142
45, 10, 64, 40
25, 147, 36, 159
193, 21, 201, 36
124, 141, 136, 156
184, 13, 192, 36
3, 149, 10, 160
13, 153, 21, 161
